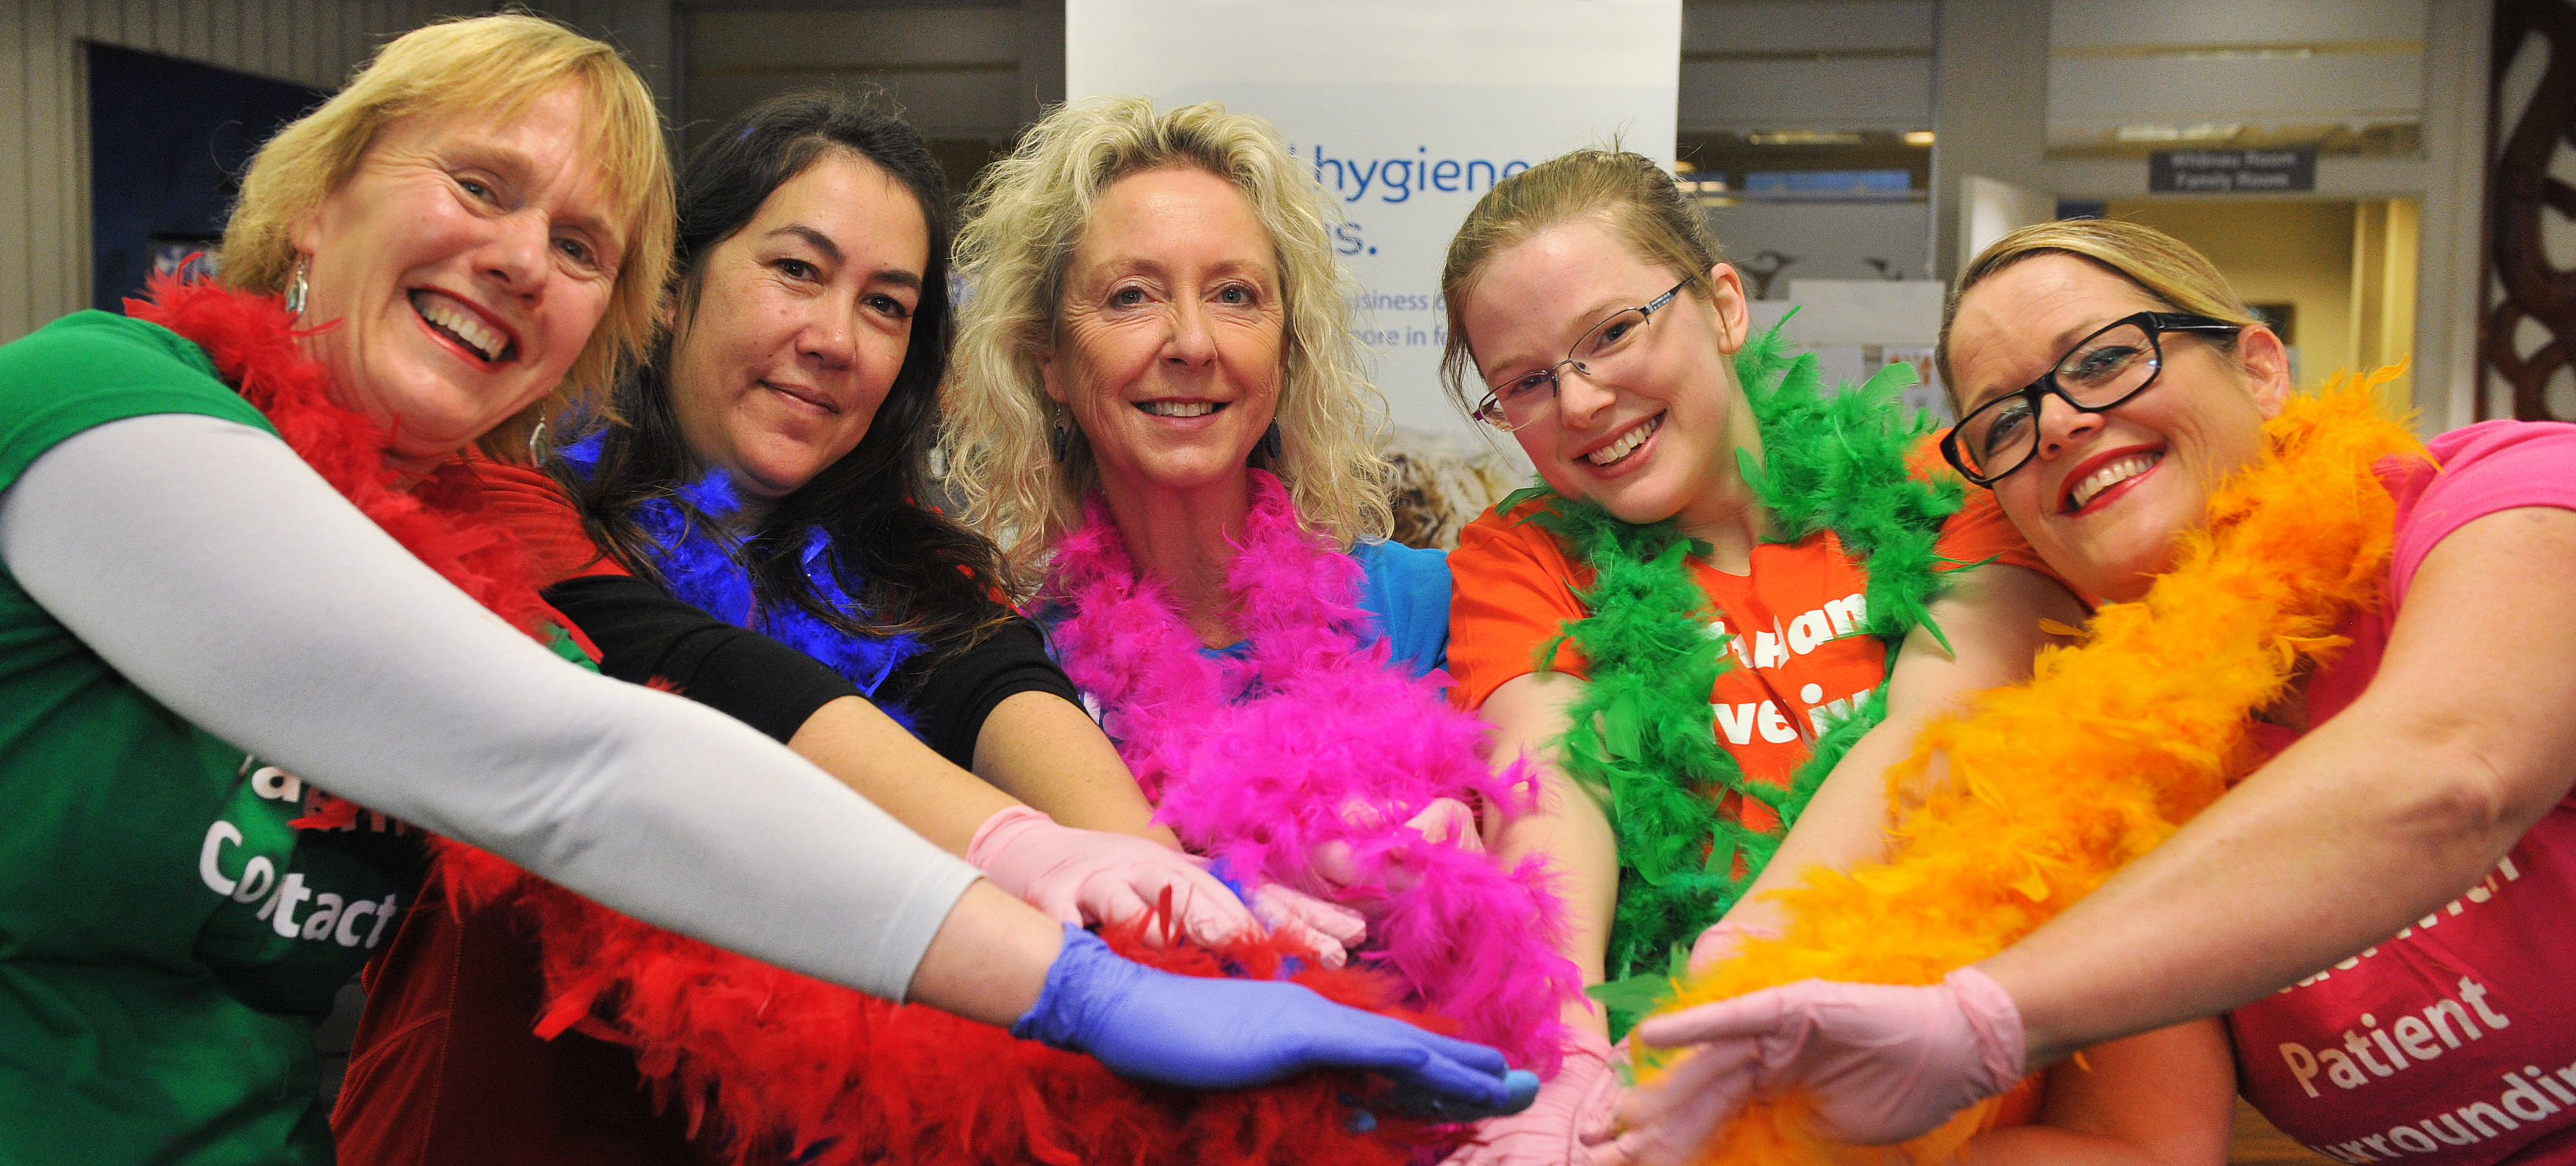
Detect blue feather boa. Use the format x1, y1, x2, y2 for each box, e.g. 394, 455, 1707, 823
561, 435, 928, 727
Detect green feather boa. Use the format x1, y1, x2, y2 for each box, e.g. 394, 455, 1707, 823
1500, 323, 1967, 1035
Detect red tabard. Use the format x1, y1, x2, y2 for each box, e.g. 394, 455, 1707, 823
2229, 421, 2576, 1166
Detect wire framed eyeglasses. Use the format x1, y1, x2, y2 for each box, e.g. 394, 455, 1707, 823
1471, 274, 1699, 431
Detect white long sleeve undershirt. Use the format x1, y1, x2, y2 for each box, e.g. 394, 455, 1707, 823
0, 412, 980, 1001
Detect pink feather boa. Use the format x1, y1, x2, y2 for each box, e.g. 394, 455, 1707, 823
1044, 470, 1581, 1076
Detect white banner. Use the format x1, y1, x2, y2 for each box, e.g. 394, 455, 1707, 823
1067, 0, 1681, 452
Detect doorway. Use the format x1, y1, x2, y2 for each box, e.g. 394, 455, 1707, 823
2100, 198, 2420, 415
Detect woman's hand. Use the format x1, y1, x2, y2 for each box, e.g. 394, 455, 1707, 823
1243, 881, 1367, 967
968, 806, 1258, 943
1311, 796, 1487, 890
1016, 923, 1534, 1110
1446, 1027, 1623, 1165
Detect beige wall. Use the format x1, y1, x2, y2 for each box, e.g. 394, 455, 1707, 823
2103, 199, 2361, 391
2351, 198, 2420, 414
523, 0, 676, 127
2100, 197, 2421, 414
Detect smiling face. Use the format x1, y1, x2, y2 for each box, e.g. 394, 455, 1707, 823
1043, 166, 1285, 501
291, 83, 622, 474
667, 151, 928, 502
1458, 217, 1754, 535
1945, 252, 2289, 601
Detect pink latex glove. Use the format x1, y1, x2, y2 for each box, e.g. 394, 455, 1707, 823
967, 806, 1257, 946
1445, 1026, 1622, 1165
1582, 968, 2025, 1165
1685, 919, 1782, 975
1245, 881, 1366, 967
1312, 796, 1485, 890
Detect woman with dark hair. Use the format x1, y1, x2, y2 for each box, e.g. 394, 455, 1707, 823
332, 88, 1402, 1166
548, 89, 1312, 894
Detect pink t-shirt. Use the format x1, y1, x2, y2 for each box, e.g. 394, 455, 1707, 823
2229, 420, 2576, 1166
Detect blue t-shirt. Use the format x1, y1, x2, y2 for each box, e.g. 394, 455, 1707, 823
1343, 539, 1450, 677
1197, 539, 1448, 677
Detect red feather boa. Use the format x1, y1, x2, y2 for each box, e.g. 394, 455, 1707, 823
436, 843, 1452, 1165
125, 277, 1462, 1163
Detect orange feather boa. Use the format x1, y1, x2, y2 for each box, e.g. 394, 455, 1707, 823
1640, 372, 2424, 1165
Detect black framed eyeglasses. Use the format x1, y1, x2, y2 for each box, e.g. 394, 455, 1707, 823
1939, 311, 2242, 485
1472, 274, 1698, 431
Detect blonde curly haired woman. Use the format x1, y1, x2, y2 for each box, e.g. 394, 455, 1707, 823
944, 96, 1580, 1160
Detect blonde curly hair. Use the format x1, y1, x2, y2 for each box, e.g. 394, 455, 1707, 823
219, 13, 674, 463
941, 96, 1390, 577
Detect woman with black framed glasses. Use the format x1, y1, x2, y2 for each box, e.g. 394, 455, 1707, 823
1598, 219, 2576, 1166
1939, 311, 2244, 489
1426, 150, 2201, 1165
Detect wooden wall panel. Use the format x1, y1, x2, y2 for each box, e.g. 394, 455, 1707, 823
27, 0, 71, 334
0, 6, 26, 337
2478, 0, 2576, 419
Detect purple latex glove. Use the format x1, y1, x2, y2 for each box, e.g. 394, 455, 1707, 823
1583, 968, 2025, 1165
1014, 923, 1524, 1108
968, 806, 1256, 945
1444, 1026, 1622, 1165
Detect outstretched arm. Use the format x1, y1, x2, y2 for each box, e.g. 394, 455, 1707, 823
1451, 672, 1630, 1164
541, 574, 1255, 940
1601, 507, 2576, 1158
2, 415, 976, 1000
1, 413, 1527, 1107
969, 675, 1363, 960
974, 688, 1176, 845
1987, 506, 2576, 1062
1481, 670, 1623, 1035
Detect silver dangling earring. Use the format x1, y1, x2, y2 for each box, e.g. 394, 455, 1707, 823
1049, 410, 1070, 462
284, 258, 310, 317
525, 420, 550, 465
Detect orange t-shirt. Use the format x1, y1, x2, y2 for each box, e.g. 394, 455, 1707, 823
1447, 437, 2054, 833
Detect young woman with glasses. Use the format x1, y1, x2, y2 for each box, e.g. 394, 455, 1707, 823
1428, 151, 2234, 1164
939, 97, 1579, 1165
1598, 220, 2576, 1166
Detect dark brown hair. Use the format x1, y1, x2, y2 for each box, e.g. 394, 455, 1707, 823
559, 88, 1013, 651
